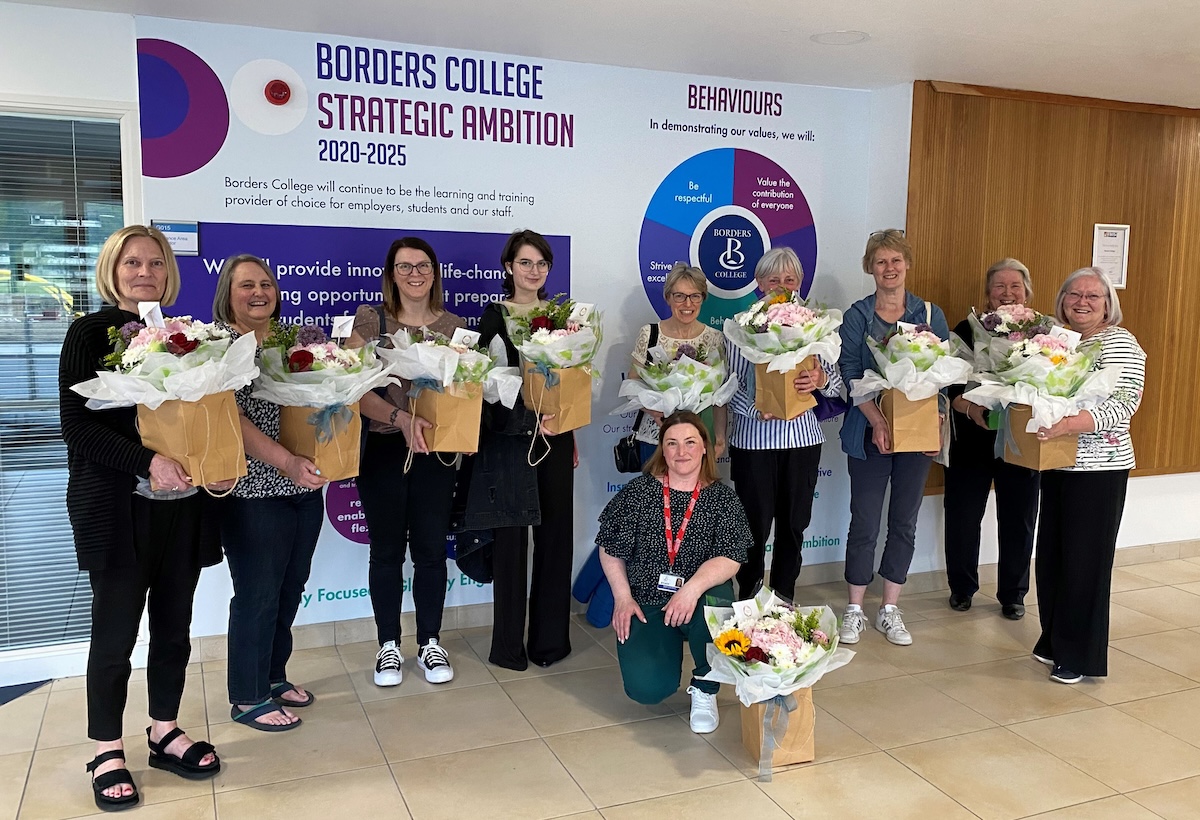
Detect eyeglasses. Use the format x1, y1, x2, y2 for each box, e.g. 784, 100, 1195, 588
668, 292, 704, 305
394, 261, 433, 275
1064, 291, 1105, 303
870, 228, 905, 239
514, 258, 550, 272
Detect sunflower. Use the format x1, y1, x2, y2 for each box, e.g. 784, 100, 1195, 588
714, 628, 751, 657
764, 288, 792, 306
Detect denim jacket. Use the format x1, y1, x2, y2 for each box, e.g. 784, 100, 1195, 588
838, 291, 950, 460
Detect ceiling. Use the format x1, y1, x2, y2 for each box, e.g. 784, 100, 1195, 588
14, 0, 1200, 108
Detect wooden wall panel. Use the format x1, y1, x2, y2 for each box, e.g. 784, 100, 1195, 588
906, 81, 1200, 484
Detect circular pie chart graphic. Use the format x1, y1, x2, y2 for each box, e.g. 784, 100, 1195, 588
639, 148, 817, 324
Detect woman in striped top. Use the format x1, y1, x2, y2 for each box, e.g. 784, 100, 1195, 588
1032, 267, 1146, 685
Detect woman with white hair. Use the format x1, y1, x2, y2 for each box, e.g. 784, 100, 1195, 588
944, 259, 1041, 620
1032, 267, 1145, 684
725, 246, 843, 600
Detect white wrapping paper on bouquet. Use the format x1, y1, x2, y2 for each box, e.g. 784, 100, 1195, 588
722, 313, 843, 374
72, 332, 260, 410
849, 337, 973, 402
250, 342, 396, 408
963, 366, 1119, 431
515, 324, 603, 371
612, 347, 738, 416
376, 332, 521, 407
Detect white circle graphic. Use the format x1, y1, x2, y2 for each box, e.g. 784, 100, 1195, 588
688, 205, 772, 299
230, 58, 308, 136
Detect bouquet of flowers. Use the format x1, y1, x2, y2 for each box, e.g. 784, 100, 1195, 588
379, 328, 521, 407
612, 338, 738, 416
722, 288, 842, 374
848, 324, 972, 403
966, 304, 1056, 372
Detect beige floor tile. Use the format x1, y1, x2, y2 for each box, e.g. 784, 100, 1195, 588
392, 739, 591, 820
815, 675, 995, 749
72, 795, 215, 820
1127, 775, 1200, 820
812, 647, 906, 690
502, 666, 676, 736
758, 751, 976, 819
930, 609, 1044, 656
546, 717, 742, 807
0, 692, 47, 755
200, 654, 357, 719
215, 765, 407, 820
460, 622, 618, 682
1083, 648, 1198, 705
1111, 586, 1200, 628
890, 727, 1113, 819
52, 665, 202, 693
917, 659, 1103, 725
339, 636, 497, 703
37, 678, 207, 750
1024, 795, 1161, 819
1010, 707, 1200, 792
699, 704, 877, 777
600, 780, 790, 819
1113, 629, 1200, 681
364, 683, 537, 761
1116, 687, 1200, 747
847, 620, 1017, 675
1108, 602, 1180, 640
0, 752, 31, 820
207, 701, 385, 792
1110, 568, 1167, 593
201, 644, 340, 676
892, 589, 997, 623
1122, 558, 1200, 585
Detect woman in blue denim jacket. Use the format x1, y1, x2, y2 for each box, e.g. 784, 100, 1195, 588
837, 229, 949, 648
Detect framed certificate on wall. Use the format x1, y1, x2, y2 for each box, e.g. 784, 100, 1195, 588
1092, 223, 1129, 289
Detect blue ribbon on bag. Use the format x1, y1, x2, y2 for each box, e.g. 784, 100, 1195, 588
407, 377, 445, 400
308, 403, 353, 444
993, 405, 1022, 460
530, 361, 560, 387
757, 693, 798, 782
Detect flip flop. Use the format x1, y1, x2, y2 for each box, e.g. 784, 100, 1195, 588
269, 680, 315, 708
146, 727, 220, 780
231, 701, 302, 732
86, 749, 139, 812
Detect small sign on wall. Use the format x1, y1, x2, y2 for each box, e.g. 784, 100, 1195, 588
1092, 223, 1129, 289
151, 220, 199, 256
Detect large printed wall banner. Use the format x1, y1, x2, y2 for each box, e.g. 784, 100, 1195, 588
135, 17, 874, 636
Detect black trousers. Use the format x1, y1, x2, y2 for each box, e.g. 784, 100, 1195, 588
729, 444, 822, 600
357, 432, 457, 646
86, 494, 204, 741
943, 455, 1040, 604
1034, 469, 1129, 677
490, 432, 574, 670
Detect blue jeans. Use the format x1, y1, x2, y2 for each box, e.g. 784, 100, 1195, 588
221, 491, 323, 705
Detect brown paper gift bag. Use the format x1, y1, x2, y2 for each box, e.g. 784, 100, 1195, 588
741, 688, 816, 769
136, 391, 247, 487
754, 357, 817, 420
410, 382, 483, 454
1002, 404, 1078, 471
521, 362, 592, 434
880, 389, 940, 452
278, 402, 362, 482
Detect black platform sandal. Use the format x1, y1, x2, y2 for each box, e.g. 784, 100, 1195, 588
146, 726, 221, 779
86, 749, 139, 812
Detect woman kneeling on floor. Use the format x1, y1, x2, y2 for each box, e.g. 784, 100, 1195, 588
597, 412, 750, 734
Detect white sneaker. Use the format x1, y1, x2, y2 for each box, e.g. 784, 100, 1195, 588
876, 605, 913, 646
374, 641, 403, 687
417, 638, 455, 684
686, 685, 719, 734
838, 605, 866, 645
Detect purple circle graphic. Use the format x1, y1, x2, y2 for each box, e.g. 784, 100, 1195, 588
325, 478, 370, 544
137, 39, 229, 178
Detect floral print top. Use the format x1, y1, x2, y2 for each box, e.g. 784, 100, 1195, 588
1069, 326, 1146, 471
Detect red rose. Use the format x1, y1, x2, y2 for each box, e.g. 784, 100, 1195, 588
743, 645, 769, 664
166, 333, 199, 355
530, 315, 555, 332
288, 349, 315, 372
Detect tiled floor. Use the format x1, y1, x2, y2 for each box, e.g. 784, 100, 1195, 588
7, 555, 1200, 819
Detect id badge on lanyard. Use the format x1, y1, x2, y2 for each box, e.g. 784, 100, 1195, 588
658, 479, 699, 593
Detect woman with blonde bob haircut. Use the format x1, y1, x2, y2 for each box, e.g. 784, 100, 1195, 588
94, 225, 182, 308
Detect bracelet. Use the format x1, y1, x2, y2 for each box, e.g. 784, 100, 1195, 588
389, 407, 402, 427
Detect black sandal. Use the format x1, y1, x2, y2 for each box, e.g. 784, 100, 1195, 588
86, 750, 139, 812
269, 680, 315, 707
146, 726, 221, 780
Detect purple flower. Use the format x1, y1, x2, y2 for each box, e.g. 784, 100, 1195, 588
914, 323, 934, 334
674, 343, 698, 361
981, 313, 1002, 331
296, 324, 327, 347
119, 321, 144, 343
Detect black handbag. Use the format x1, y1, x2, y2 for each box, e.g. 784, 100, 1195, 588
613, 324, 659, 473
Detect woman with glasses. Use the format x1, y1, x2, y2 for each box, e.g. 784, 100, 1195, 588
1030, 267, 1145, 685
628, 262, 729, 464
459, 229, 576, 670
725, 247, 843, 601
347, 237, 464, 688
838, 229, 948, 648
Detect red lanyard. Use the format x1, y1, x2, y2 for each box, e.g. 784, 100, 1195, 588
663, 478, 701, 570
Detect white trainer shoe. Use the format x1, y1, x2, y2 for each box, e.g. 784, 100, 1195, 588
838, 605, 866, 645
417, 638, 455, 684
876, 605, 913, 646
374, 640, 403, 687
686, 685, 719, 734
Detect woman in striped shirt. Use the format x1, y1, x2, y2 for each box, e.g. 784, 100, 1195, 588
1032, 267, 1146, 685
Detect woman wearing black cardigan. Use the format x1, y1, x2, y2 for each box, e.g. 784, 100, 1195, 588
59, 226, 223, 811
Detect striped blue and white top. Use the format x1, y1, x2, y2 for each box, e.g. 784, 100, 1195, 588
1068, 325, 1146, 472
726, 340, 844, 450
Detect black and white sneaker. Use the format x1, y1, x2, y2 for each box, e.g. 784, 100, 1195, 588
374, 640, 403, 687
417, 638, 455, 683
1050, 665, 1084, 685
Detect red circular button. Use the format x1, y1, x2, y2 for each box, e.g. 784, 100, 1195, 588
264, 80, 291, 106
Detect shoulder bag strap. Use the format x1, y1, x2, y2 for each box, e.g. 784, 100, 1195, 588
924, 301, 931, 324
